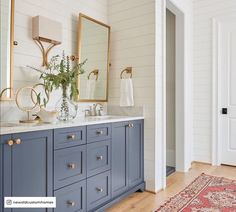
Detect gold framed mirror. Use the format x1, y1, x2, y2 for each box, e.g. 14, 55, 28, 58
77, 13, 110, 102
0, 0, 15, 100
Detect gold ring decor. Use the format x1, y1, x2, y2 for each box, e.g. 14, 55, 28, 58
15, 86, 39, 123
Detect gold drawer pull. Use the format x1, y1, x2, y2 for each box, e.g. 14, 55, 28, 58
67, 200, 76, 207
96, 155, 103, 160
96, 187, 103, 192
96, 130, 104, 135
128, 123, 134, 128
67, 163, 76, 169
67, 134, 76, 140
15, 138, 22, 145
7, 140, 14, 146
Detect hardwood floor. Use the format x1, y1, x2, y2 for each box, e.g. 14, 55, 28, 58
107, 162, 236, 212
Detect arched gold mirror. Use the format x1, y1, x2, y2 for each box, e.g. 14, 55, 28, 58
0, 0, 15, 100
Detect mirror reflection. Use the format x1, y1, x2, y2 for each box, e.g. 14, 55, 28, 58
0, 0, 14, 100
78, 14, 110, 102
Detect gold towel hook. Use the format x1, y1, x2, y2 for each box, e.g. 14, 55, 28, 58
120, 67, 132, 79
88, 69, 99, 81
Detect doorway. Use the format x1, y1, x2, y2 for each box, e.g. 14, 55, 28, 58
166, 8, 176, 176
156, 0, 191, 191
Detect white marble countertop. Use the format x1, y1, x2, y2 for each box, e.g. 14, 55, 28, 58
0, 115, 144, 135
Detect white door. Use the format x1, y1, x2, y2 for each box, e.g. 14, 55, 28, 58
220, 20, 236, 166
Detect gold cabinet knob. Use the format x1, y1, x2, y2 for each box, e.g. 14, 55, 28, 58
67, 134, 76, 140
15, 138, 22, 145
96, 130, 104, 135
128, 123, 134, 128
67, 200, 76, 207
67, 163, 76, 169
7, 140, 14, 146
96, 155, 103, 160
96, 187, 103, 192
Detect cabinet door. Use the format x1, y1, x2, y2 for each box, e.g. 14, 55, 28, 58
0, 134, 11, 212
111, 122, 129, 198
3, 130, 53, 212
128, 120, 144, 188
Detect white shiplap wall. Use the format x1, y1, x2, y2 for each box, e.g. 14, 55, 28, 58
108, 0, 156, 191
0, 0, 108, 121
193, 0, 236, 163
108, 0, 193, 192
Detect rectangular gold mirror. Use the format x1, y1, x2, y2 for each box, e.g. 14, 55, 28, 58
0, 0, 15, 100
77, 13, 110, 102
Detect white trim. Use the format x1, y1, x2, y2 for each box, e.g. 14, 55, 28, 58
162, 0, 167, 189
155, 0, 192, 191
155, 0, 166, 191
166, 0, 187, 172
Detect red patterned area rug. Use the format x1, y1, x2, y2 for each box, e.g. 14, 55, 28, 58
156, 173, 236, 212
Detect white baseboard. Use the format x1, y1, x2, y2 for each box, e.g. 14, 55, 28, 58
166, 149, 176, 167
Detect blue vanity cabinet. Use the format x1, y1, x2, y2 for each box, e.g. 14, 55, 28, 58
1, 130, 53, 212
111, 120, 144, 198
0, 118, 144, 212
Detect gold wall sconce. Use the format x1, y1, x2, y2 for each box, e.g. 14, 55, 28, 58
32, 16, 62, 66
120, 67, 133, 79
88, 69, 99, 81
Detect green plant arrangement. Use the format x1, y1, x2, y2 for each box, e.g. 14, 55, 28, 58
28, 51, 86, 121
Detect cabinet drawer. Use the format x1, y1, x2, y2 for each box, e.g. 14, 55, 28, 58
87, 171, 111, 211
54, 180, 86, 212
87, 124, 111, 143
54, 145, 86, 189
54, 127, 86, 150
87, 140, 110, 177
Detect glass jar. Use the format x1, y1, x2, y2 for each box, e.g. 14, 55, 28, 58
55, 86, 78, 121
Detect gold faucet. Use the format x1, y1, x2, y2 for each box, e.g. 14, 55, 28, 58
95, 103, 104, 116
85, 103, 104, 116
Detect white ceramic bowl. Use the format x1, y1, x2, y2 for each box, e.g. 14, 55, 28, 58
37, 109, 58, 123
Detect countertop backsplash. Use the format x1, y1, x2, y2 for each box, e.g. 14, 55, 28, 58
0, 100, 108, 123
107, 105, 144, 117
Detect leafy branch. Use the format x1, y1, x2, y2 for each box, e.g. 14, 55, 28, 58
28, 51, 86, 107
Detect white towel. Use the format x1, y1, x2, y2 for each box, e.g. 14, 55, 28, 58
120, 78, 134, 107
86, 79, 96, 99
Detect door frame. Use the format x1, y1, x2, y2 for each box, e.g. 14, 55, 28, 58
212, 15, 236, 166
166, 0, 185, 173
156, 0, 192, 191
